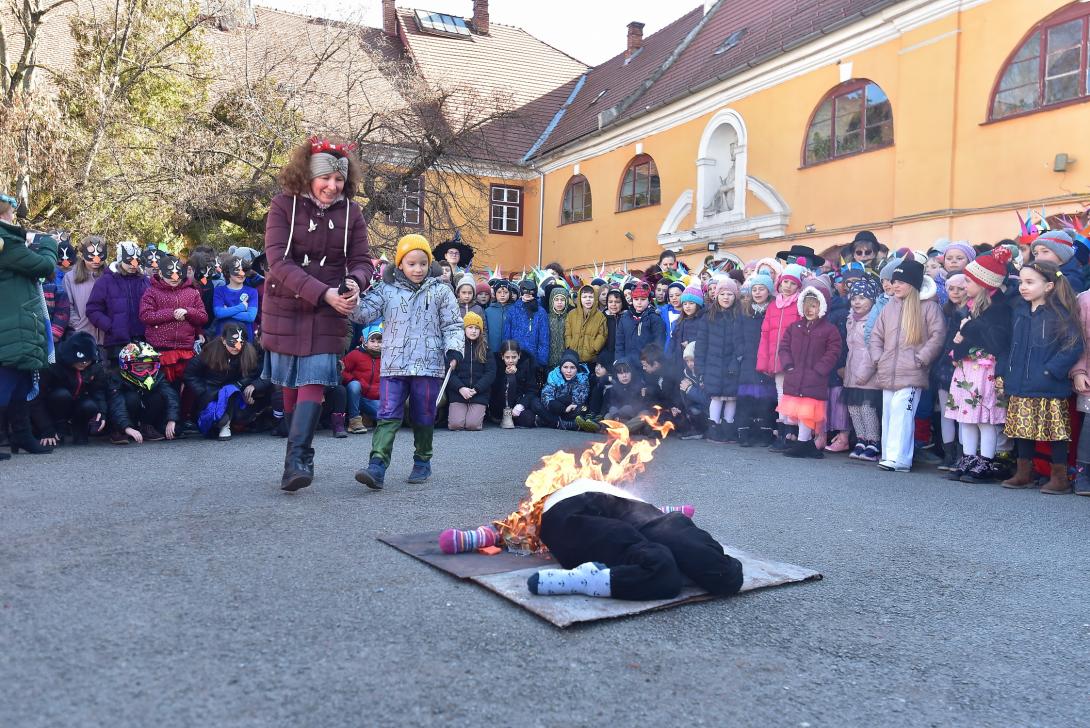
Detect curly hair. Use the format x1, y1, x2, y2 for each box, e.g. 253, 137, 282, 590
278, 139, 361, 197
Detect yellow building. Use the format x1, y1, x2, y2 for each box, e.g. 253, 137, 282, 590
410, 0, 1090, 275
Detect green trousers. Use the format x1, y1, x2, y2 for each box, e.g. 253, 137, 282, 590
370, 420, 434, 465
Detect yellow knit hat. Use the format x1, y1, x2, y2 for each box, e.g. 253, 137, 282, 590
395, 233, 433, 267
463, 311, 484, 330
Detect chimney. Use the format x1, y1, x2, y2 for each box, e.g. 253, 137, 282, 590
626, 22, 645, 60
382, 0, 397, 37
472, 0, 489, 35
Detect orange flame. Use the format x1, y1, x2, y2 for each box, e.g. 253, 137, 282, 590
494, 408, 674, 553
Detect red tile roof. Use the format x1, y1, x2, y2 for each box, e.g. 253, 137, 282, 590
527, 0, 900, 159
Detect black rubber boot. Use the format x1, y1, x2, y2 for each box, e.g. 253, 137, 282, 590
8, 401, 52, 455
769, 423, 789, 452
281, 402, 320, 492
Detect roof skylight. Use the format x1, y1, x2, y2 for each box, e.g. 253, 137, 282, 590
713, 28, 747, 56
414, 9, 471, 37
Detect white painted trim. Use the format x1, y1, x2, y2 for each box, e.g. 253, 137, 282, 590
839, 61, 853, 83
536, 0, 991, 173
897, 28, 960, 55
658, 189, 693, 237
748, 175, 791, 216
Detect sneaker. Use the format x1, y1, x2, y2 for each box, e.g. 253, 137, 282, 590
575, 416, 600, 434
217, 424, 232, 441
848, 443, 866, 460
347, 416, 368, 434
407, 459, 432, 484
680, 430, 704, 440
140, 423, 165, 442
945, 455, 974, 481
877, 460, 911, 472
960, 457, 997, 484
860, 443, 880, 462
355, 458, 387, 490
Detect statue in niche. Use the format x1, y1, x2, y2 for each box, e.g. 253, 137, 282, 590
703, 143, 737, 217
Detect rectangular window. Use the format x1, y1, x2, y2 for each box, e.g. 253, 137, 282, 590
389, 177, 423, 228
1045, 18, 1084, 105
489, 184, 522, 235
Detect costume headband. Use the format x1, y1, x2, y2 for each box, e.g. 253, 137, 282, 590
0, 193, 17, 208
310, 152, 349, 180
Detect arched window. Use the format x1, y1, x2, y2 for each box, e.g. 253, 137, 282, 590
803, 80, 893, 166
990, 4, 1090, 121
560, 175, 592, 225
617, 154, 661, 212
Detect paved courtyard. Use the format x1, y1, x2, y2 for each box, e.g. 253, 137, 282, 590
2, 428, 1088, 727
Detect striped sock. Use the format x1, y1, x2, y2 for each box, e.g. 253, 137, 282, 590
438, 525, 500, 554
659, 505, 695, 518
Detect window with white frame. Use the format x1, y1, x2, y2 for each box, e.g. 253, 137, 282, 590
490, 184, 522, 235
389, 177, 424, 227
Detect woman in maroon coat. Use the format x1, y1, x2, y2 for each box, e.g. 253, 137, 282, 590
776, 283, 843, 459
261, 138, 374, 491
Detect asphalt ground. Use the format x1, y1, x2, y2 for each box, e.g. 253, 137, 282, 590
2, 427, 1088, 727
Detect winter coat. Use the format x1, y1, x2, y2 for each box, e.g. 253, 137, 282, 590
43, 269, 70, 343
826, 295, 849, 387
0, 221, 57, 370
606, 378, 645, 414
602, 313, 621, 369
483, 301, 511, 353
546, 310, 569, 368
666, 313, 703, 369
843, 313, 879, 391
502, 300, 549, 367
540, 365, 590, 414
341, 348, 381, 400
490, 355, 536, 413
349, 264, 463, 379
1003, 300, 1082, 398
757, 294, 801, 374
457, 302, 485, 324
737, 309, 773, 390
867, 296, 947, 390
696, 311, 742, 397
262, 193, 374, 357
64, 270, 106, 343
564, 307, 607, 363
1069, 290, 1090, 379
680, 366, 709, 411
183, 350, 268, 405
642, 362, 682, 410
779, 297, 842, 401
950, 296, 1012, 368
614, 308, 666, 368
139, 276, 208, 351
212, 284, 259, 339
1060, 256, 1087, 294
107, 370, 180, 429
31, 333, 110, 434
931, 302, 965, 392
86, 265, 149, 347
448, 346, 497, 406
660, 304, 680, 346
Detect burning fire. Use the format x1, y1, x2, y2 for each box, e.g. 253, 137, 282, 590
494, 408, 674, 553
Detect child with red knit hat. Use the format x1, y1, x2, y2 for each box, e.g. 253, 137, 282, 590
943, 248, 1013, 483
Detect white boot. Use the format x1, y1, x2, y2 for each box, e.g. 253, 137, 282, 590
218, 424, 232, 441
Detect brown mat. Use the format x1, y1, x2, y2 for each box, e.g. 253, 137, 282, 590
379, 531, 822, 627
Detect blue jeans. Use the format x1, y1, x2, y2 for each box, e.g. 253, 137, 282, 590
346, 380, 379, 420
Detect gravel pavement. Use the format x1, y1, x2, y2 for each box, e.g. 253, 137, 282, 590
2, 428, 1088, 727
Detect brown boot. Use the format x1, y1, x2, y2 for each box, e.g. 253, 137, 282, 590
1002, 458, 1035, 489
1040, 462, 1072, 495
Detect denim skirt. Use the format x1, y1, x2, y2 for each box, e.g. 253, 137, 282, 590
262, 352, 339, 388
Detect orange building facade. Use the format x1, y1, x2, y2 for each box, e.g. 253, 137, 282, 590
465, 0, 1090, 275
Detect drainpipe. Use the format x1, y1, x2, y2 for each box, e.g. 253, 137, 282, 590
537, 166, 545, 268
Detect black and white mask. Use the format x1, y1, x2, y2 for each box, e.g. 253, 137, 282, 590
161, 256, 184, 283
118, 241, 142, 268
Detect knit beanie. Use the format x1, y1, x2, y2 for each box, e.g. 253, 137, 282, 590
716, 277, 740, 297
847, 276, 880, 302
755, 257, 783, 279
455, 274, 476, 293
666, 280, 686, 294
944, 241, 977, 263
891, 259, 925, 291
963, 247, 1012, 291
395, 234, 432, 267
748, 272, 774, 295
945, 273, 967, 289
879, 255, 904, 281
928, 238, 951, 257
680, 283, 705, 307
1033, 229, 1076, 264
683, 341, 696, 360
475, 280, 491, 296
779, 263, 808, 288
463, 311, 484, 330
559, 348, 580, 368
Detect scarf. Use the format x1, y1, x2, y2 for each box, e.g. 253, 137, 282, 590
775, 290, 800, 310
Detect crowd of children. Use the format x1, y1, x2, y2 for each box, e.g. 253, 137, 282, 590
10, 199, 1090, 496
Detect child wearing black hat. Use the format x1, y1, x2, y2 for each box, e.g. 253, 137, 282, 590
535, 348, 590, 431
867, 260, 947, 472
30, 332, 110, 446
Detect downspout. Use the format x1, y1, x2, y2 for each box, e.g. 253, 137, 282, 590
537, 166, 545, 268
